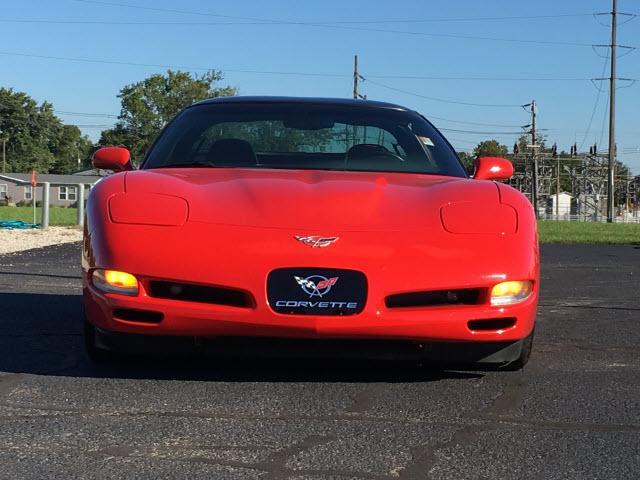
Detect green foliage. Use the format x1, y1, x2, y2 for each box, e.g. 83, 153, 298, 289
15, 200, 43, 208
514, 134, 549, 155
50, 125, 94, 173
456, 151, 475, 174
0, 88, 93, 173
472, 139, 508, 158
99, 70, 237, 163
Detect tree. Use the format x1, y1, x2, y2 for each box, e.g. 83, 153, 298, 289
50, 125, 94, 173
472, 139, 508, 158
0, 88, 93, 173
515, 134, 548, 155
456, 151, 475, 174
99, 70, 237, 163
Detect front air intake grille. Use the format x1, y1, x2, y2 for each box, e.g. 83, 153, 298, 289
468, 318, 516, 331
148, 280, 254, 308
385, 288, 484, 309
113, 308, 163, 324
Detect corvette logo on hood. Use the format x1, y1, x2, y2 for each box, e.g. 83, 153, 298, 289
294, 275, 339, 297
294, 235, 339, 248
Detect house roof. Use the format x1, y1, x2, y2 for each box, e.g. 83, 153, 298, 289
73, 168, 111, 177
0, 173, 102, 185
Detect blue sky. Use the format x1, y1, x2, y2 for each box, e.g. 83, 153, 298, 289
1, 0, 639, 172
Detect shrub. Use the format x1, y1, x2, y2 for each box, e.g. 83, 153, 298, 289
16, 200, 43, 207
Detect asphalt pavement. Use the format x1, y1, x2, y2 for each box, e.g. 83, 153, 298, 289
0, 242, 638, 479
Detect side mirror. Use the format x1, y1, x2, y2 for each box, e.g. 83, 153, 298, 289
473, 156, 514, 181
92, 147, 133, 172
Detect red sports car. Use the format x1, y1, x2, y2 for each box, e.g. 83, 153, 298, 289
83, 97, 538, 369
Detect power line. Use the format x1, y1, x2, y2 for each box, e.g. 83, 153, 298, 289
65, 0, 597, 47
0, 50, 350, 77
0, 13, 601, 26
366, 79, 524, 108
0, 49, 596, 87
579, 53, 610, 150
12, 10, 598, 25
428, 115, 523, 128
55, 110, 118, 118
0, 116, 114, 128
366, 74, 593, 81
445, 137, 480, 145
69, 0, 598, 23
438, 128, 526, 135
70, 124, 113, 128
356, 59, 528, 128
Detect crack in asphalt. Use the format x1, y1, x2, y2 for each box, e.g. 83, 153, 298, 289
0, 373, 25, 396
539, 303, 640, 311
0, 435, 381, 479
397, 367, 532, 479
0, 271, 81, 280
399, 424, 484, 479
3, 403, 635, 433
345, 383, 395, 414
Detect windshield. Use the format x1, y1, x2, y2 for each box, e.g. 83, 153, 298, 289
142, 102, 466, 177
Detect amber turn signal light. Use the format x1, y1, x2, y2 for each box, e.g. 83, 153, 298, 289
490, 280, 533, 306
92, 269, 139, 296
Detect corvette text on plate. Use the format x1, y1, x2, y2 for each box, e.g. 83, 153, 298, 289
274, 275, 359, 309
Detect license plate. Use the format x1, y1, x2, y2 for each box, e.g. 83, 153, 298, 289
267, 268, 367, 315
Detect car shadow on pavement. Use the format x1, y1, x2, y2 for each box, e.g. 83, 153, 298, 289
0, 292, 483, 383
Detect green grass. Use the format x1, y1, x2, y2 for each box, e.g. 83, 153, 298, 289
0, 206, 78, 226
538, 220, 640, 244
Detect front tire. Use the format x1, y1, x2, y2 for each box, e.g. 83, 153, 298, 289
501, 328, 534, 371
84, 317, 114, 363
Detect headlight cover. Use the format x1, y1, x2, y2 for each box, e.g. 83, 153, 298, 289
109, 193, 188, 226
440, 202, 517, 234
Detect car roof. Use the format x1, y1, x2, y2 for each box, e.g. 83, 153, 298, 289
191, 96, 412, 112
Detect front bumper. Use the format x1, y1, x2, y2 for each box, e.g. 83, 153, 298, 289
83, 222, 538, 344
84, 280, 537, 343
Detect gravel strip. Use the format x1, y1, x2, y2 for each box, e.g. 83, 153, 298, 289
0, 227, 82, 255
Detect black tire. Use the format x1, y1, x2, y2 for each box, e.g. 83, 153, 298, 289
84, 318, 114, 363
501, 328, 535, 371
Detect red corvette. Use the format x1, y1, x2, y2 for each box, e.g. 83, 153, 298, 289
83, 97, 538, 369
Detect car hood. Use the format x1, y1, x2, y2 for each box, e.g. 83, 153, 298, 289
124, 168, 500, 231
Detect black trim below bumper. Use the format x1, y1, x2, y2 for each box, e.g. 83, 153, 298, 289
93, 326, 524, 365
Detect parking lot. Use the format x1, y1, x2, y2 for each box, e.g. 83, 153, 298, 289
0, 242, 638, 479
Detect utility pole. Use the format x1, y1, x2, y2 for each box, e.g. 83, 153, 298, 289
2, 138, 5, 173
607, 0, 617, 222
353, 55, 359, 100
556, 154, 560, 218
530, 100, 539, 218
626, 170, 631, 213
352, 55, 366, 100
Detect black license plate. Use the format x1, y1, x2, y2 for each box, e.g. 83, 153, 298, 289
267, 268, 367, 315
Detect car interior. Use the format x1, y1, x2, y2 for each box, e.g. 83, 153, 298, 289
163, 123, 441, 173
189, 138, 436, 173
